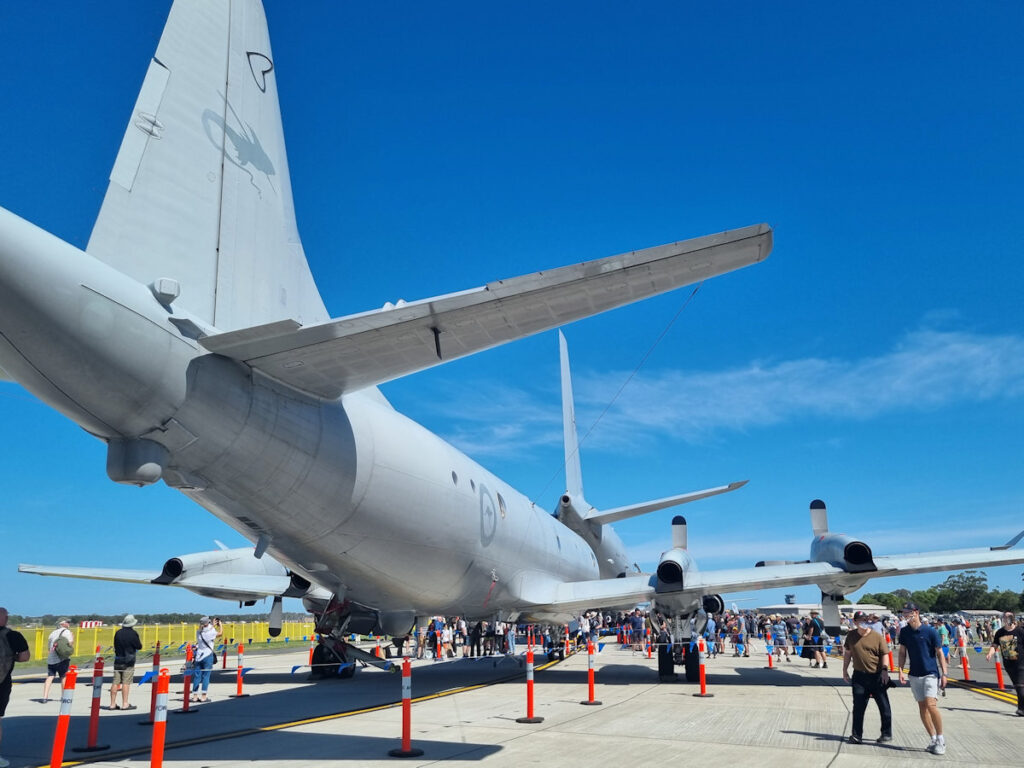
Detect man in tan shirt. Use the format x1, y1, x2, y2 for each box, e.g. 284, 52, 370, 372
843, 610, 893, 744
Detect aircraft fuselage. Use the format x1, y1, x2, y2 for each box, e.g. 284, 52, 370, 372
0, 206, 621, 622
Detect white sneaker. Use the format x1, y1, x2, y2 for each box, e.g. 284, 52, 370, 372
932, 741, 946, 755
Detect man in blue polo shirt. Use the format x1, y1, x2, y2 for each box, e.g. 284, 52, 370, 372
897, 602, 948, 755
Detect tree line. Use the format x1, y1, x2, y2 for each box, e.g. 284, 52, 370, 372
861, 570, 1024, 614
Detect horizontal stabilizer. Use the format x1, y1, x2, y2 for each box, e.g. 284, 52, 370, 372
583, 481, 747, 525
201, 224, 772, 398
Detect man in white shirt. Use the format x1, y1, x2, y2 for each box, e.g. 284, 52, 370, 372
42, 618, 74, 702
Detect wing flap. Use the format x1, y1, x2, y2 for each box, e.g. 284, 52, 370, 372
201, 224, 772, 398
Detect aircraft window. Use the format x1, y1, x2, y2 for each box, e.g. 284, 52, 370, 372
497, 493, 507, 518
451, 471, 458, 485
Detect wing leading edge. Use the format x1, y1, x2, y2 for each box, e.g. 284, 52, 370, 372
201, 224, 772, 398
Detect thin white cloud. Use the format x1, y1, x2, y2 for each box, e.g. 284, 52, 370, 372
421, 327, 1024, 457
576, 329, 1024, 446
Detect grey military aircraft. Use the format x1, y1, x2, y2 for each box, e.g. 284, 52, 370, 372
6, 0, 1024, 682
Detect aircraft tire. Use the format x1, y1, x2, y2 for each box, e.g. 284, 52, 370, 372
683, 644, 700, 683
310, 643, 331, 679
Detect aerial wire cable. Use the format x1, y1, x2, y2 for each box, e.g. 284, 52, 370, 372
535, 281, 704, 502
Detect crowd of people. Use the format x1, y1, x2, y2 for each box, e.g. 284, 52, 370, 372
1, 604, 1021, 766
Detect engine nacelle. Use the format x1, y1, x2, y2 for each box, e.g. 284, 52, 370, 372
656, 547, 696, 591
810, 533, 875, 573
702, 594, 725, 615
153, 547, 288, 585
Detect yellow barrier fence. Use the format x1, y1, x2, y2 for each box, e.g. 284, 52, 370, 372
20, 621, 317, 661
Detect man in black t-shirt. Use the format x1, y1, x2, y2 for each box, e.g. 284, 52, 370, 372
1, 606, 31, 768
987, 611, 1024, 716
111, 615, 143, 710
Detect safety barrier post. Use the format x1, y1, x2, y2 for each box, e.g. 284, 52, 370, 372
885, 633, 895, 670
150, 669, 170, 768
515, 647, 544, 723
174, 644, 197, 715
994, 649, 1005, 690
646, 627, 652, 659
563, 625, 570, 656
309, 636, 316, 667
387, 658, 424, 757
222, 646, 228, 669
49, 665, 78, 768
693, 637, 714, 698
141, 641, 161, 725
435, 630, 441, 661
73, 653, 110, 752
766, 645, 774, 669
580, 640, 602, 706
959, 635, 970, 681
231, 644, 250, 698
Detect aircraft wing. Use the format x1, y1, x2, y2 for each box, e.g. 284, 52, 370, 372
18, 563, 294, 601
200, 224, 772, 398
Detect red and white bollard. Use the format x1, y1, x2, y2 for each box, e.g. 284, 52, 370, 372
141, 641, 161, 725
580, 640, 602, 706
376, 636, 383, 659
387, 657, 424, 757
564, 625, 570, 656
73, 652, 110, 752
693, 637, 714, 698
885, 633, 895, 671
309, 636, 316, 667
175, 644, 197, 715
646, 627, 652, 659
150, 669, 170, 768
959, 635, 970, 681
516, 647, 544, 723
994, 649, 1005, 690
49, 665, 78, 768
766, 642, 774, 669
222, 645, 228, 669
231, 644, 249, 698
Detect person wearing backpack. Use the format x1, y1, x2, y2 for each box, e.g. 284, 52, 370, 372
1, 607, 31, 768
42, 618, 74, 703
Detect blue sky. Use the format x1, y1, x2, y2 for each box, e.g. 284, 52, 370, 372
1, 1, 1022, 616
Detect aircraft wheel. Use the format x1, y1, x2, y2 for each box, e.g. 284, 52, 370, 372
310, 643, 331, 679
338, 663, 356, 679
683, 644, 700, 683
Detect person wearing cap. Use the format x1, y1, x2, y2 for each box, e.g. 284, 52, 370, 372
843, 610, 893, 744
897, 602, 948, 755
986, 611, 1024, 716
191, 616, 223, 703
42, 618, 74, 703
110, 614, 142, 710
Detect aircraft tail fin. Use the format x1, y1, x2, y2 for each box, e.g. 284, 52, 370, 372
86, 0, 328, 332
810, 499, 829, 537
559, 331, 584, 500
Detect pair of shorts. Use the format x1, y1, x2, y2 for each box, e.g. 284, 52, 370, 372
112, 667, 134, 686
909, 674, 940, 701
48, 659, 70, 678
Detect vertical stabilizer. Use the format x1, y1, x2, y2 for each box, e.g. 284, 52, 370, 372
810, 499, 829, 537
86, 0, 328, 332
559, 331, 583, 499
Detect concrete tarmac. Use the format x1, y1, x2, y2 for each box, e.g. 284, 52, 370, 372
4, 641, 1022, 767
